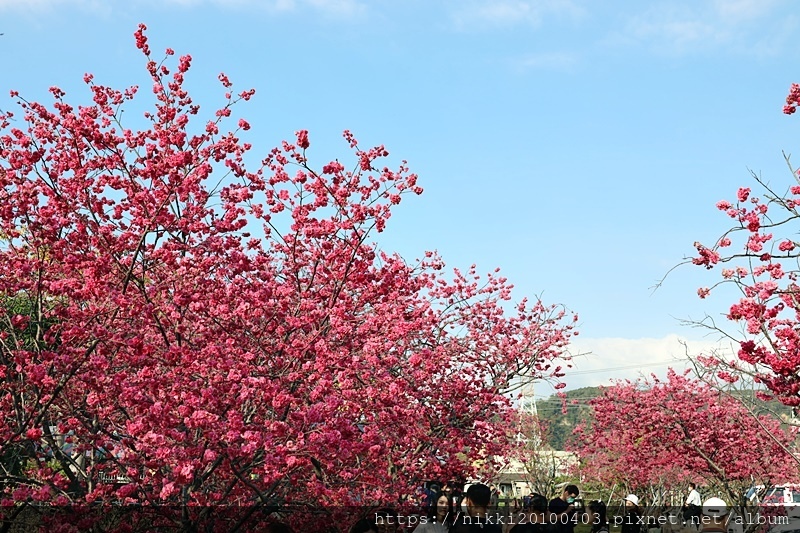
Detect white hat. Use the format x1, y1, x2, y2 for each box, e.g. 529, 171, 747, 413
702, 497, 729, 518
624, 494, 639, 506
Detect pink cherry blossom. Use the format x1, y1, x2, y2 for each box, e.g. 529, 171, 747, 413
0, 24, 577, 531
689, 81, 800, 407
574, 370, 798, 510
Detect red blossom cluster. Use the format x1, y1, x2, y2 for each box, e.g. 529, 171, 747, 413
784, 82, 800, 115
0, 25, 577, 530
574, 370, 798, 497
690, 98, 800, 404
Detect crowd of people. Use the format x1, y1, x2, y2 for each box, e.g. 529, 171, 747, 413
257, 482, 739, 532
343, 482, 739, 533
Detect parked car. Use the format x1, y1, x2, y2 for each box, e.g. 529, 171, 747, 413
746, 484, 800, 508
767, 518, 800, 533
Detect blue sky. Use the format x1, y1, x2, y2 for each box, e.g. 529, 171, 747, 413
2, 0, 798, 392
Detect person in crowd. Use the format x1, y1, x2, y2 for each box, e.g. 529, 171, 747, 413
374, 507, 398, 533
452, 483, 503, 533
588, 500, 609, 533
350, 519, 378, 533
621, 494, 642, 533
490, 485, 501, 508
548, 484, 580, 533
414, 490, 455, 532
522, 493, 533, 510
424, 483, 443, 507
683, 483, 702, 528
265, 523, 293, 533
699, 497, 729, 533
509, 494, 549, 533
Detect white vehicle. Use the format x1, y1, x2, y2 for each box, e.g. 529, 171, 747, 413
746, 484, 800, 508
767, 518, 800, 533
744, 484, 800, 533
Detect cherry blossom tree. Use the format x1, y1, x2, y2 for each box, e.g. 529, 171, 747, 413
685, 83, 800, 408
514, 413, 562, 499
502, 411, 577, 500
573, 369, 799, 529
0, 24, 577, 531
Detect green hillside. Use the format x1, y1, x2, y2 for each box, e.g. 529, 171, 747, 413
535, 384, 794, 450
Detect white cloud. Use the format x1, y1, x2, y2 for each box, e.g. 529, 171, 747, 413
535, 334, 733, 397
0, 0, 366, 16
514, 51, 578, 71
165, 0, 368, 15
621, 5, 727, 53
0, 0, 99, 10
0, 0, 49, 6
612, 0, 793, 56
712, 0, 779, 22
305, 0, 365, 17
451, 0, 585, 30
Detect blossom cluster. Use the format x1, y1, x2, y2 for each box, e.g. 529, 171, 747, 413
0, 24, 577, 531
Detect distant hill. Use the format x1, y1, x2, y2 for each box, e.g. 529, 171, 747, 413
727, 387, 794, 421
535, 386, 600, 450
535, 384, 795, 450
